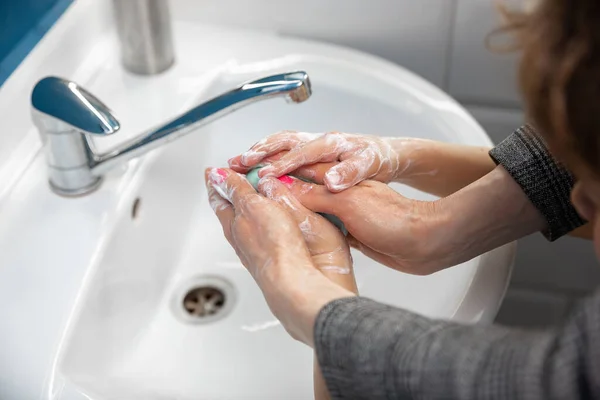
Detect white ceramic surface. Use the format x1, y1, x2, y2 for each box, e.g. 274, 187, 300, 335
170, 0, 455, 88
0, 2, 514, 399
448, 0, 521, 106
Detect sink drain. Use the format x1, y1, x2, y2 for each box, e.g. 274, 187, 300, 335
183, 286, 225, 317
172, 275, 236, 324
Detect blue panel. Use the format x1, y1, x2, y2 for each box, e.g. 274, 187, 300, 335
0, 0, 73, 87
0, 0, 57, 60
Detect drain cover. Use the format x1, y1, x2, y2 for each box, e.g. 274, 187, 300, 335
183, 286, 225, 317
172, 275, 236, 324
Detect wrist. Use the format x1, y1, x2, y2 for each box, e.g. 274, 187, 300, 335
289, 273, 355, 347
264, 262, 355, 347
386, 137, 434, 183
388, 140, 496, 198
423, 196, 474, 269
409, 199, 457, 272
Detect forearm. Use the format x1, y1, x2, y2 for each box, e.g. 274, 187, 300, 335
431, 165, 547, 267
389, 138, 495, 197
422, 124, 588, 267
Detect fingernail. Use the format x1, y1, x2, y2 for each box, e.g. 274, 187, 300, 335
258, 165, 275, 177
241, 150, 266, 166
277, 175, 294, 187
325, 169, 341, 185
227, 157, 237, 166
208, 167, 228, 184
240, 152, 252, 166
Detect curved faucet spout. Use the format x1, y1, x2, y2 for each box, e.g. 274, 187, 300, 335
91, 71, 311, 174
31, 71, 312, 196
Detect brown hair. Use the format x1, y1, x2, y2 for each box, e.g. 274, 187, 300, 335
494, 0, 600, 172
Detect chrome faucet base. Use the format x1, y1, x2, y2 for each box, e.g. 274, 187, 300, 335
49, 176, 103, 197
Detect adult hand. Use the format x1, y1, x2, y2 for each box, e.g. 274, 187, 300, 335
205, 167, 356, 346
273, 176, 447, 275
228, 130, 497, 198
280, 166, 548, 275
228, 131, 407, 192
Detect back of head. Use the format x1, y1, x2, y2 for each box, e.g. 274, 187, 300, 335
499, 0, 600, 172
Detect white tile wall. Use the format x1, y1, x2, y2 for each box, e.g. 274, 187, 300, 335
171, 0, 455, 88
464, 105, 524, 144
448, 0, 521, 106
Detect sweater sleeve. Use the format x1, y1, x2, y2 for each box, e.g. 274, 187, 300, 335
315, 292, 600, 399
489, 124, 585, 240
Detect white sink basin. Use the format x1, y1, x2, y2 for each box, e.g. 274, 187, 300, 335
0, 2, 514, 399
57, 62, 513, 399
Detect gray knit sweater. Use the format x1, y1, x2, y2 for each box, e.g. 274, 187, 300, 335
314, 126, 596, 399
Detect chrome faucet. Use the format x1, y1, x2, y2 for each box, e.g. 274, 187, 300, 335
31, 71, 312, 196
113, 0, 175, 75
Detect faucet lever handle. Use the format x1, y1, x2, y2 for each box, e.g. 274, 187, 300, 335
31, 76, 120, 135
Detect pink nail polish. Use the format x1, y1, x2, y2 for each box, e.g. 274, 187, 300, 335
209, 168, 228, 184
277, 175, 294, 187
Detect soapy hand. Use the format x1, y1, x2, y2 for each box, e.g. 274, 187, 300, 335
279, 176, 452, 275
229, 131, 413, 192
205, 167, 356, 346
230, 131, 499, 199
